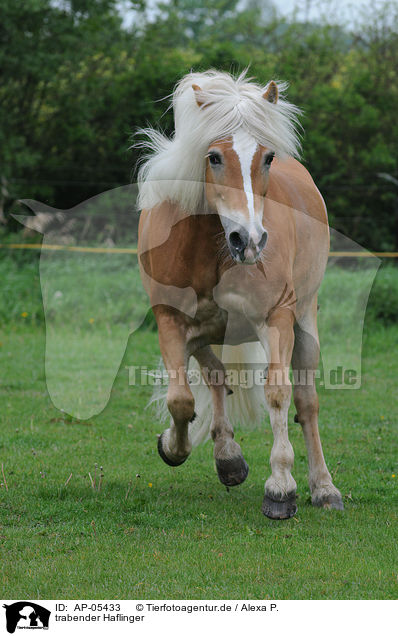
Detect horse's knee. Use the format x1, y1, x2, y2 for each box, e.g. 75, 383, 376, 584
167, 389, 195, 423
264, 383, 291, 411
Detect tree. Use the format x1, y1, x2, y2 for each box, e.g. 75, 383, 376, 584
1, 0, 397, 250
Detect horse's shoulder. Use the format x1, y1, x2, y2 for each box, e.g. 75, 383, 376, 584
139, 202, 189, 237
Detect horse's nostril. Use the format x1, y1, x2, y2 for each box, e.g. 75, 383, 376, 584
258, 230, 268, 251
229, 231, 247, 252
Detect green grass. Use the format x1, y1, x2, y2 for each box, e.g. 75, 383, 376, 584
0, 249, 398, 599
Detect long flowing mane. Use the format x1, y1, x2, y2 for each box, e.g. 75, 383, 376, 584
136, 70, 302, 213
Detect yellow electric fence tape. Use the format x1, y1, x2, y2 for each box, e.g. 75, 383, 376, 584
1, 244, 398, 257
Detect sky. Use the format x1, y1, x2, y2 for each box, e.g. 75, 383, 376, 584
119, 0, 393, 29
271, 0, 390, 25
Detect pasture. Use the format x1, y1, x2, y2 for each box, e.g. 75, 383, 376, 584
0, 246, 397, 599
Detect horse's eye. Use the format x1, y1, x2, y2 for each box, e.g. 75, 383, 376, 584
264, 152, 275, 167
209, 152, 222, 166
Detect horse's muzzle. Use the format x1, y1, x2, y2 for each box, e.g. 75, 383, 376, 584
227, 225, 268, 264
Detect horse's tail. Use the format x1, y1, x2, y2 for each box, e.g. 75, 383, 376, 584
189, 343, 267, 445
150, 343, 267, 447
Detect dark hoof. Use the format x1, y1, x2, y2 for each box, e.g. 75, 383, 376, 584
313, 493, 344, 510
216, 455, 249, 487
157, 434, 187, 467
262, 493, 297, 520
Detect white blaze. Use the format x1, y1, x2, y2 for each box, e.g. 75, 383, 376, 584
232, 129, 258, 226
231, 129, 266, 263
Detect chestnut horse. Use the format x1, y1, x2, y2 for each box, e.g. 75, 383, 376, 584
137, 70, 343, 519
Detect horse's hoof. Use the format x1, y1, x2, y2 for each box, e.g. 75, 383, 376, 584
216, 455, 249, 487
157, 433, 188, 467
313, 492, 344, 510
262, 493, 297, 520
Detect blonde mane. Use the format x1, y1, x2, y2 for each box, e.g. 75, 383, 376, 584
136, 70, 302, 213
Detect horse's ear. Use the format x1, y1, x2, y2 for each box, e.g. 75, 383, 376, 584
263, 81, 278, 104
192, 84, 205, 108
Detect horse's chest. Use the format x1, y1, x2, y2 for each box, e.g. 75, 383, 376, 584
213, 267, 273, 321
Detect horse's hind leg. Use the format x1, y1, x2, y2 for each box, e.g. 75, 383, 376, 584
292, 299, 343, 510
156, 312, 194, 466
194, 346, 249, 487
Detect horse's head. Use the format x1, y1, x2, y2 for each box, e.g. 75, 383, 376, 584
195, 81, 278, 265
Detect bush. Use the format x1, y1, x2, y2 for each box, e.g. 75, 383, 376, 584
366, 265, 398, 325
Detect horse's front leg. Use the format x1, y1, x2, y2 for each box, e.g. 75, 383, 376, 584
156, 311, 194, 466
258, 308, 297, 519
194, 346, 249, 487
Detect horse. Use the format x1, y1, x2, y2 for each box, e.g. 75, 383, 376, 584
137, 70, 343, 519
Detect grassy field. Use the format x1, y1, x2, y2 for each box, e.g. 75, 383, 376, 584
0, 245, 397, 599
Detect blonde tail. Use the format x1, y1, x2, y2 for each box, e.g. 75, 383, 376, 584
149, 342, 268, 446
189, 342, 268, 446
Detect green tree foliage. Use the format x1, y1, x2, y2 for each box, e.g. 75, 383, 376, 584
0, 0, 397, 249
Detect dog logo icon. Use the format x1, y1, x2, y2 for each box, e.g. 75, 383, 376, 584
3, 602, 50, 633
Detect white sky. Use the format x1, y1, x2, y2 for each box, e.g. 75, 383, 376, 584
272, 0, 391, 25
119, 0, 393, 29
